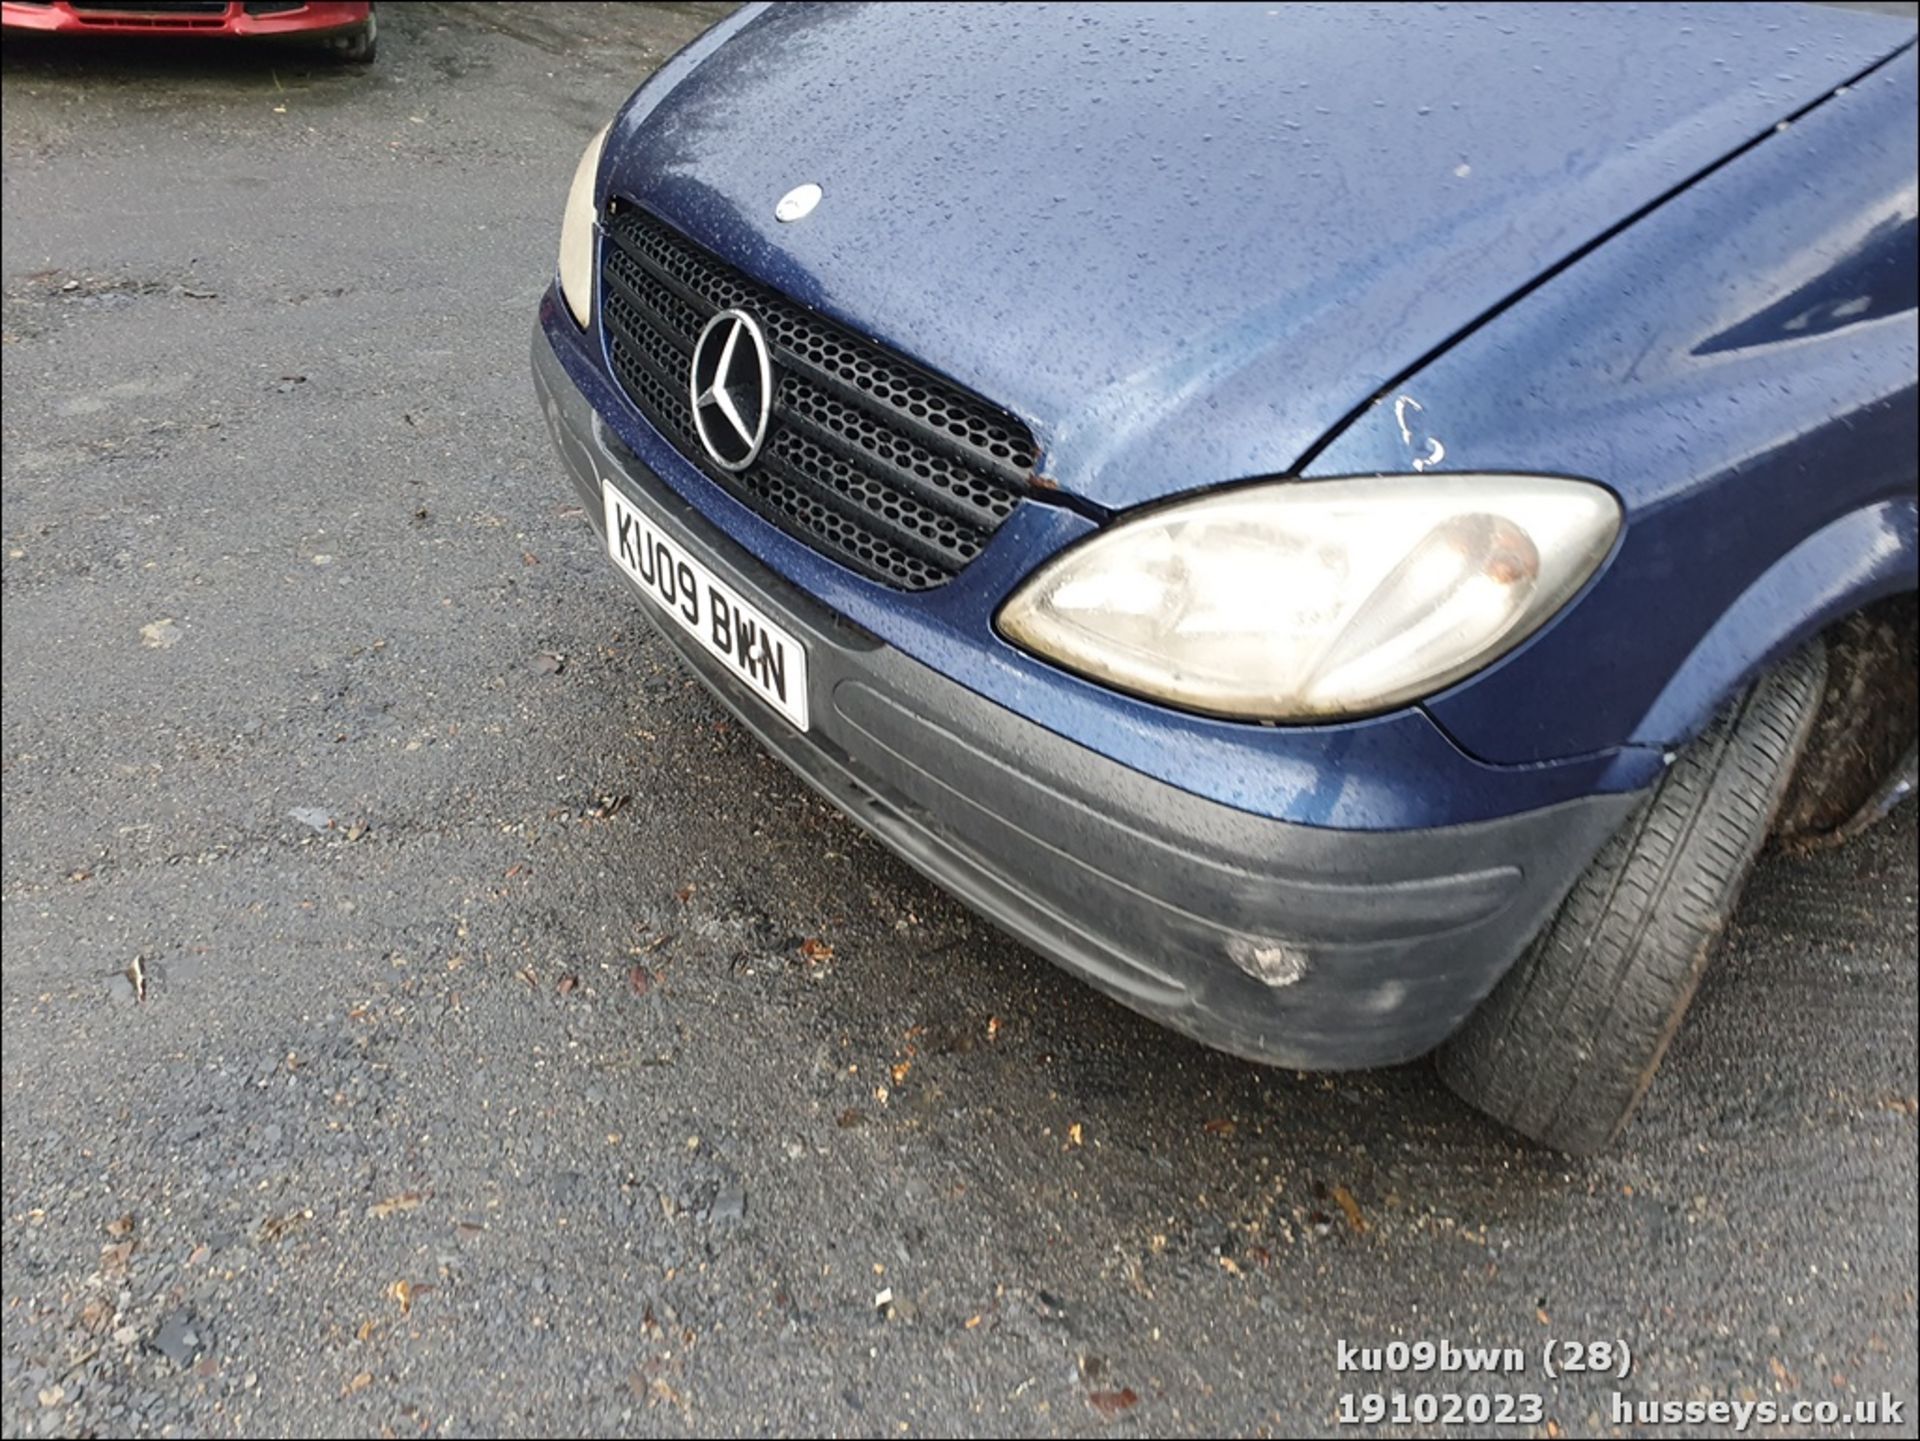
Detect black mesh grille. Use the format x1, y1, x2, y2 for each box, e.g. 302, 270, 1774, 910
597, 204, 1038, 590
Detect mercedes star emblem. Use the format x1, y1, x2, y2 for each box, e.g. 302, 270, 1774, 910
688, 308, 772, 471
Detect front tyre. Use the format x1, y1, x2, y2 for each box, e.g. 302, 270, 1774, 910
330, 4, 377, 64
1438, 643, 1827, 1155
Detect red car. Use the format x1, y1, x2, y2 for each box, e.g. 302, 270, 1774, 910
1, 1, 376, 62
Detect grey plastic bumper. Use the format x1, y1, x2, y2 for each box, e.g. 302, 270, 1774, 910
534, 329, 1638, 1069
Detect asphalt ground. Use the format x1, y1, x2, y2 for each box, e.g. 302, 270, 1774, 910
2, 4, 1916, 1436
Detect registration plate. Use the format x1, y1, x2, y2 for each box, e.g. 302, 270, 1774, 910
601, 479, 810, 731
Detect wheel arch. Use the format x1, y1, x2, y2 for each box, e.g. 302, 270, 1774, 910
1631, 497, 1917, 752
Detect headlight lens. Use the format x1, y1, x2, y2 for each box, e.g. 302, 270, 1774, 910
998, 474, 1620, 721
558, 124, 609, 328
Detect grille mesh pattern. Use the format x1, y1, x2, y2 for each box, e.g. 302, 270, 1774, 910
598, 204, 1037, 590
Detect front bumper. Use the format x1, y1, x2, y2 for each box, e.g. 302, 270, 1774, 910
535, 325, 1639, 1069
0, 2, 368, 39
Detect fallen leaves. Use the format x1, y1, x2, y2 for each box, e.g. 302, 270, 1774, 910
1066, 1122, 1085, 1148
1202, 1117, 1236, 1137
646, 1375, 689, 1414
105, 1213, 136, 1239
627, 963, 655, 997
1087, 1387, 1139, 1419
387, 1279, 413, 1315
1330, 1184, 1369, 1235
555, 973, 579, 996
256, 1209, 310, 1245
366, 1191, 426, 1220
798, 938, 834, 964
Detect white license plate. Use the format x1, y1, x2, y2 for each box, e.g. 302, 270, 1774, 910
601, 479, 810, 731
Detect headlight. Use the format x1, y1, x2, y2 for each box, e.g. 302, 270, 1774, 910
558, 124, 610, 328
998, 474, 1620, 721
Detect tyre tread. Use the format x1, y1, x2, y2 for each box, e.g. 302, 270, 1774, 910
1438, 644, 1826, 1154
